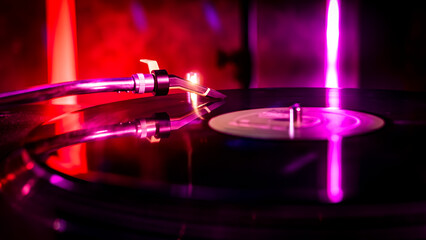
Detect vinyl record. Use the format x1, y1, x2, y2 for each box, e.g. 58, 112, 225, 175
1, 88, 426, 239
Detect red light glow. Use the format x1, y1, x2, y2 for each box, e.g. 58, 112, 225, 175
25, 162, 34, 170
46, 113, 88, 176
46, 0, 78, 105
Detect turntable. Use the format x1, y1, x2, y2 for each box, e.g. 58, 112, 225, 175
1, 62, 426, 239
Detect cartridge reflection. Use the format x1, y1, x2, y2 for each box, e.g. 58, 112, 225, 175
25, 100, 223, 188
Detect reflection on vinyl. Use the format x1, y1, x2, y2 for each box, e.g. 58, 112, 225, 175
209, 107, 385, 140
1, 88, 426, 239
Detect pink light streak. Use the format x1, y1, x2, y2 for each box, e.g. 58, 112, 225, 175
327, 134, 343, 203
326, 0, 343, 203
326, 88, 340, 109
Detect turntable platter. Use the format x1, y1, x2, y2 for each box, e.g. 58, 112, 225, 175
1, 88, 426, 239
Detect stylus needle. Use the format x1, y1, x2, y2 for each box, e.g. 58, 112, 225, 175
169, 76, 226, 99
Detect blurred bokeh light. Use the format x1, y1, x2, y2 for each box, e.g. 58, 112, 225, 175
0, 0, 425, 106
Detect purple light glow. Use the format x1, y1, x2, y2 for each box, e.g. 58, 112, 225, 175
53, 218, 67, 232
203, 2, 221, 32
325, 0, 343, 203
326, 0, 339, 89
49, 174, 74, 190
130, 0, 148, 32
50, 174, 64, 185
327, 134, 343, 203
326, 88, 340, 109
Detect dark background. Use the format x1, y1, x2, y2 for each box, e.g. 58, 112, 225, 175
0, 0, 425, 105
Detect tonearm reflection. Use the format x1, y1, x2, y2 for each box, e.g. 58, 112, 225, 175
26, 100, 224, 159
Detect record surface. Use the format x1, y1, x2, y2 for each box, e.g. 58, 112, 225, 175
1, 88, 426, 239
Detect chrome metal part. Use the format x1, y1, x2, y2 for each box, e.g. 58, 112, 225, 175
0, 78, 134, 105
133, 73, 155, 94
152, 70, 170, 96
289, 103, 302, 127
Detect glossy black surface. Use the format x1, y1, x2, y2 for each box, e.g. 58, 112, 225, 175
1, 88, 426, 239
